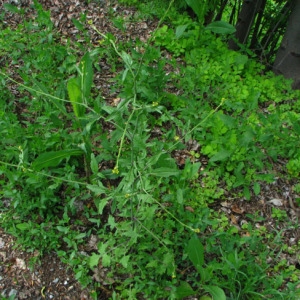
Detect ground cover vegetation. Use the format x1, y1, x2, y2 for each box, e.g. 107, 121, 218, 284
0, 0, 299, 299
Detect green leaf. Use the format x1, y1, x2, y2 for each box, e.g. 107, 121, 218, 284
154, 153, 177, 169
72, 18, 85, 31
97, 198, 109, 214
253, 182, 260, 195
80, 52, 93, 101
175, 281, 197, 299
75, 232, 86, 240
56, 226, 69, 233
32, 78, 66, 115
187, 235, 204, 272
16, 223, 30, 231
32, 149, 84, 171
203, 285, 226, 300
67, 77, 84, 118
243, 186, 251, 200
120, 51, 133, 67
90, 153, 98, 175
210, 149, 231, 162
89, 253, 101, 268
87, 182, 107, 195
150, 167, 180, 177
176, 25, 188, 39
185, 0, 204, 22
206, 21, 236, 35
4, 3, 22, 14
102, 253, 111, 267
120, 255, 130, 268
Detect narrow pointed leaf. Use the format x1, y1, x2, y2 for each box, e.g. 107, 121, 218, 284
185, 0, 204, 22
67, 77, 84, 118
80, 52, 93, 100
206, 21, 236, 35
150, 167, 180, 177
32, 149, 84, 171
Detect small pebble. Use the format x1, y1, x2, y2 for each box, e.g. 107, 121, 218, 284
52, 278, 59, 284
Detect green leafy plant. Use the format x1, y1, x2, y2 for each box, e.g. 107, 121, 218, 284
0, 1, 300, 299
176, 235, 226, 299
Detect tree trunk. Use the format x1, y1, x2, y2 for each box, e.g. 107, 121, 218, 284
229, 0, 265, 50
273, 0, 300, 89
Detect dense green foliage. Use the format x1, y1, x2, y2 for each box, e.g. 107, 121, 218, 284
0, 1, 299, 299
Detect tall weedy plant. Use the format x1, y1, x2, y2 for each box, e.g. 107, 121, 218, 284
32, 52, 96, 180
67, 51, 94, 178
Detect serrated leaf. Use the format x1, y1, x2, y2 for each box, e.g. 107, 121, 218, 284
150, 167, 180, 177
120, 255, 130, 268
102, 253, 111, 267
98, 198, 109, 214
206, 21, 236, 35
187, 235, 204, 273
32, 149, 84, 171
89, 253, 101, 268
87, 182, 107, 195
203, 285, 226, 300
175, 281, 196, 299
